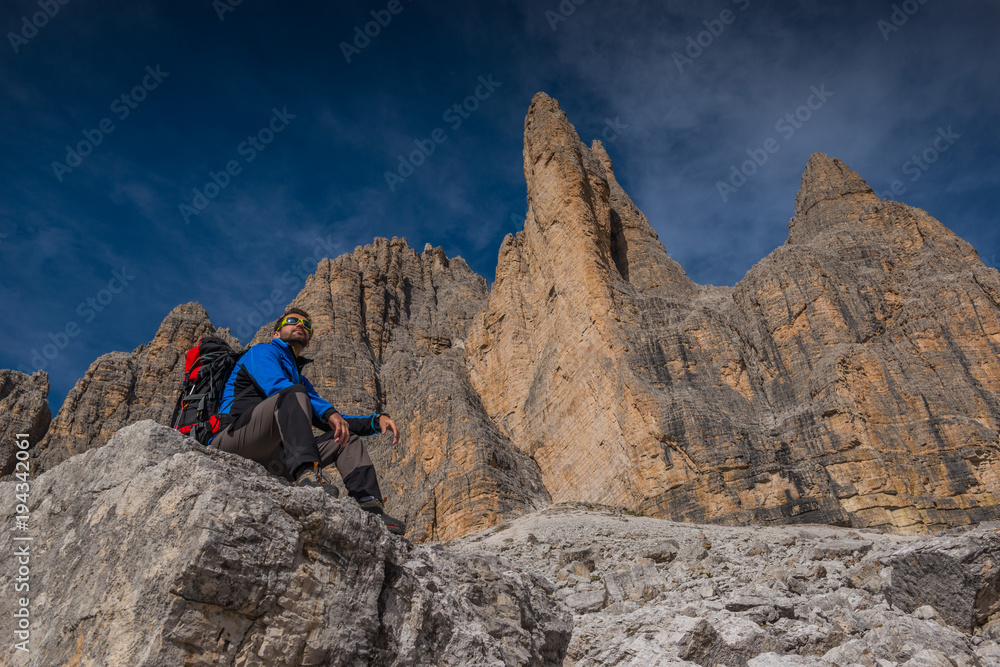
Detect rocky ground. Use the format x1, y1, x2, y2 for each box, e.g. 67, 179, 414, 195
4, 420, 1000, 666
448, 504, 1000, 666
0, 421, 571, 667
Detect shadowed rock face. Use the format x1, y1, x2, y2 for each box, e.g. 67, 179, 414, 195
466, 92, 1000, 534
0, 370, 50, 477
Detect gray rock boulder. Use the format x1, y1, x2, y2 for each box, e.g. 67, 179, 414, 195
451, 504, 1000, 666
0, 421, 571, 666
885, 527, 1000, 632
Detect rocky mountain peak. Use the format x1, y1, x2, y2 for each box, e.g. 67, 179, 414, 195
33, 301, 219, 473
788, 152, 881, 245
11, 93, 1000, 548
471, 96, 1000, 535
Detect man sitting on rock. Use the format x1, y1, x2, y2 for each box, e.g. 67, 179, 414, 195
210, 307, 405, 535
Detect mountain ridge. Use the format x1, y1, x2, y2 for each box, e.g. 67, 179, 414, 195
6, 92, 1000, 541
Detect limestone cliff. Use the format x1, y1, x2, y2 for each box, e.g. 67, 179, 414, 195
0, 370, 50, 477
32, 302, 226, 473
466, 92, 1000, 534
246, 239, 550, 543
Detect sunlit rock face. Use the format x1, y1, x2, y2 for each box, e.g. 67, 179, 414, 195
466, 92, 1000, 534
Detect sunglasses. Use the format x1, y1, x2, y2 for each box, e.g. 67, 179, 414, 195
278, 316, 313, 333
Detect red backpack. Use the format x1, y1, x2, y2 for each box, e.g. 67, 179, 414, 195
169, 337, 243, 445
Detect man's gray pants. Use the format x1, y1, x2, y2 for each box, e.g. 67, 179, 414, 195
211, 384, 383, 500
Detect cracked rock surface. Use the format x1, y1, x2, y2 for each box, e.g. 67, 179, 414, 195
449, 504, 1000, 666
0, 421, 571, 666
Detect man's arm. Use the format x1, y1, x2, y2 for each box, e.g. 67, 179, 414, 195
337, 413, 387, 436
299, 376, 399, 445
336, 413, 399, 444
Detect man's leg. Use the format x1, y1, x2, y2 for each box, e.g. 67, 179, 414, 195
317, 432, 404, 535
316, 432, 382, 500
213, 384, 322, 479
211, 391, 284, 472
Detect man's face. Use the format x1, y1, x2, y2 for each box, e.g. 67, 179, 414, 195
275, 316, 312, 347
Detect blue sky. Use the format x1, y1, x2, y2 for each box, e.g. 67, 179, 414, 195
2, 0, 997, 413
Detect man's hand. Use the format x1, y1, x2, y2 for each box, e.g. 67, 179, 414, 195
328, 413, 350, 446
379, 415, 400, 445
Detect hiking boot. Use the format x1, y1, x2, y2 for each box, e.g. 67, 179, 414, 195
358, 496, 405, 535
294, 463, 340, 498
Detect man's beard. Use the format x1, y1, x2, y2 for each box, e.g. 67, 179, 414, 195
281, 330, 309, 345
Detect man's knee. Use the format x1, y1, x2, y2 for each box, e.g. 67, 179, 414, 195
275, 383, 310, 407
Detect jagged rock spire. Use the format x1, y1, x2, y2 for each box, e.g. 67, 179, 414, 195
787, 152, 880, 245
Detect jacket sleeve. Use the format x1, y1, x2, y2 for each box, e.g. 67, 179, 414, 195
340, 413, 385, 437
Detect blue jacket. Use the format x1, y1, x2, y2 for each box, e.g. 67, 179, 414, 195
214, 338, 382, 441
